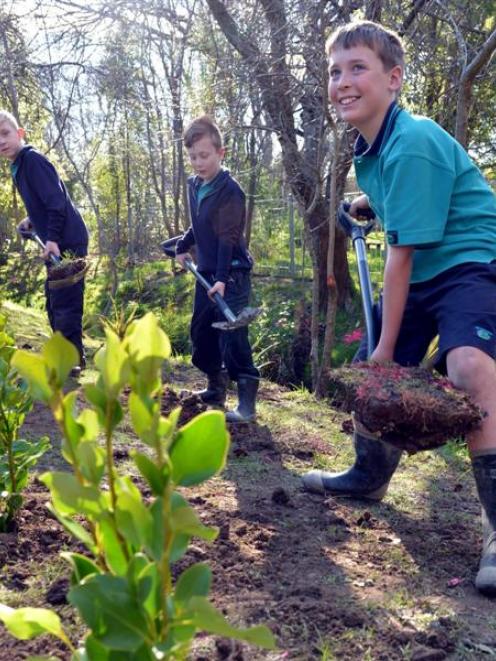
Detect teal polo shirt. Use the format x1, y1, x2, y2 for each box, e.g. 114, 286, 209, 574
354, 106, 496, 283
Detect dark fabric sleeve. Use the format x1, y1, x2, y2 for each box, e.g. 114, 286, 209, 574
175, 227, 195, 254
25, 153, 68, 244
214, 190, 246, 283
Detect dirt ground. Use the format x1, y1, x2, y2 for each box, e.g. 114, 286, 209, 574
1, 361, 495, 660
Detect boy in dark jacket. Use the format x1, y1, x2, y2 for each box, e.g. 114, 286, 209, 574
0, 110, 89, 374
176, 116, 260, 422
302, 21, 496, 596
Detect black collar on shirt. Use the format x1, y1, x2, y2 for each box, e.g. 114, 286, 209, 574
355, 102, 402, 157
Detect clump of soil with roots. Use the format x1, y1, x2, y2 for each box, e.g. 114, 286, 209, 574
47, 257, 87, 282
328, 362, 484, 454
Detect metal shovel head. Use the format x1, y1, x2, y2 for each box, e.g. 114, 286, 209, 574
212, 306, 262, 330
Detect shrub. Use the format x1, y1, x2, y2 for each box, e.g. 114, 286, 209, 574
0, 313, 275, 658
0, 313, 49, 532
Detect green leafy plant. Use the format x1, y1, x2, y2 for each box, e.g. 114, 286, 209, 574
0, 312, 276, 659
0, 313, 49, 532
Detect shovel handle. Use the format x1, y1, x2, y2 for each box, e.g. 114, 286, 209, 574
184, 259, 237, 324
20, 228, 62, 265
160, 237, 238, 324
338, 202, 377, 357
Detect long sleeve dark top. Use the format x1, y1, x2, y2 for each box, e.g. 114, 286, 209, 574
11, 146, 88, 253
175, 169, 253, 283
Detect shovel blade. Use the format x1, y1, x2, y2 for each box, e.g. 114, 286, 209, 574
212, 306, 262, 331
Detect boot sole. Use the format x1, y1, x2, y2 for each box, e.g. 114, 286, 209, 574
302, 470, 388, 501
225, 414, 256, 423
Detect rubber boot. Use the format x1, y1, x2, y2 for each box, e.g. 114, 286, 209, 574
195, 370, 227, 406
471, 452, 496, 596
225, 376, 259, 423
70, 352, 86, 378
302, 427, 403, 501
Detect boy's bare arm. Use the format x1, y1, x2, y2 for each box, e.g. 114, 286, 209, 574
371, 245, 413, 362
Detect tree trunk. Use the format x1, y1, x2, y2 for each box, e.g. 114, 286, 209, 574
455, 28, 496, 148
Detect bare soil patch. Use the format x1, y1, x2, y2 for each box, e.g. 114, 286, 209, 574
1, 364, 495, 659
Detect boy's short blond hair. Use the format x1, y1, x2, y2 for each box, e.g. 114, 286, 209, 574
0, 110, 20, 130
327, 20, 404, 71
184, 115, 223, 150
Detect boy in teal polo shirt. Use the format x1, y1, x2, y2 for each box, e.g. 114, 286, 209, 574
302, 21, 496, 596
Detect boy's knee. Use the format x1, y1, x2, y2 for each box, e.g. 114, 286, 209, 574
447, 346, 496, 392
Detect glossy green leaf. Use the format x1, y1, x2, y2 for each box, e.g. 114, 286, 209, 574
131, 451, 168, 496
84, 384, 123, 433
128, 393, 156, 446
97, 518, 128, 576
170, 504, 218, 541
189, 597, 276, 649
11, 351, 52, 402
170, 411, 229, 486
84, 383, 107, 412
127, 554, 161, 621
59, 392, 85, 465
115, 490, 154, 550
68, 575, 150, 651
124, 313, 171, 363
41, 472, 106, 517
0, 604, 66, 641
42, 332, 79, 386
76, 442, 106, 486
77, 408, 100, 442
175, 563, 212, 605
47, 504, 96, 553
77, 636, 157, 660
61, 552, 102, 584
94, 330, 130, 398
148, 499, 166, 562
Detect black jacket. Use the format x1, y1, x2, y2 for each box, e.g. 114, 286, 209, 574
11, 146, 88, 252
176, 169, 252, 283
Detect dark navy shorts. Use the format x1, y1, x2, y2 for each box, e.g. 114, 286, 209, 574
391, 261, 496, 373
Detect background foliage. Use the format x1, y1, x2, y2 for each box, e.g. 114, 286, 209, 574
0, 0, 494, 387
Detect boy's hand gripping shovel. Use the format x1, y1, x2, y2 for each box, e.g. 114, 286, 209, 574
337, 202, 377, 357
18, 227, 61, 266
161, 236, 262, 331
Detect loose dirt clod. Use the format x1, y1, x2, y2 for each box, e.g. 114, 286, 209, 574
161, 387, 207, 426
328, 362, 484, 453
271, 487, 290, 506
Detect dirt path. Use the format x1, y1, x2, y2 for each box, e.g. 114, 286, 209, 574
0, 362, 495, 660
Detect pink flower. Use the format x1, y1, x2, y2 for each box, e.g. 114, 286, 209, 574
343, 329, 364, 345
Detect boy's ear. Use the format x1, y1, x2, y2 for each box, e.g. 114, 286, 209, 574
218, 146, 226, 159
17, 127, 26, 140
389, 65, 403, 92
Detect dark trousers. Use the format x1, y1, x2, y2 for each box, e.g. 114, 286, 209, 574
44, 244, 86, 364
191, 270, 259, 381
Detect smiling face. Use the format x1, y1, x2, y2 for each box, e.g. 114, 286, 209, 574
0, 120, 25, 161
187, 134, 225, 183
328, 45, 402, 144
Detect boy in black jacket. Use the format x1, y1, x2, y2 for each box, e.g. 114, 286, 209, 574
176, 116, 260, 422
0, 110, 89, 374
